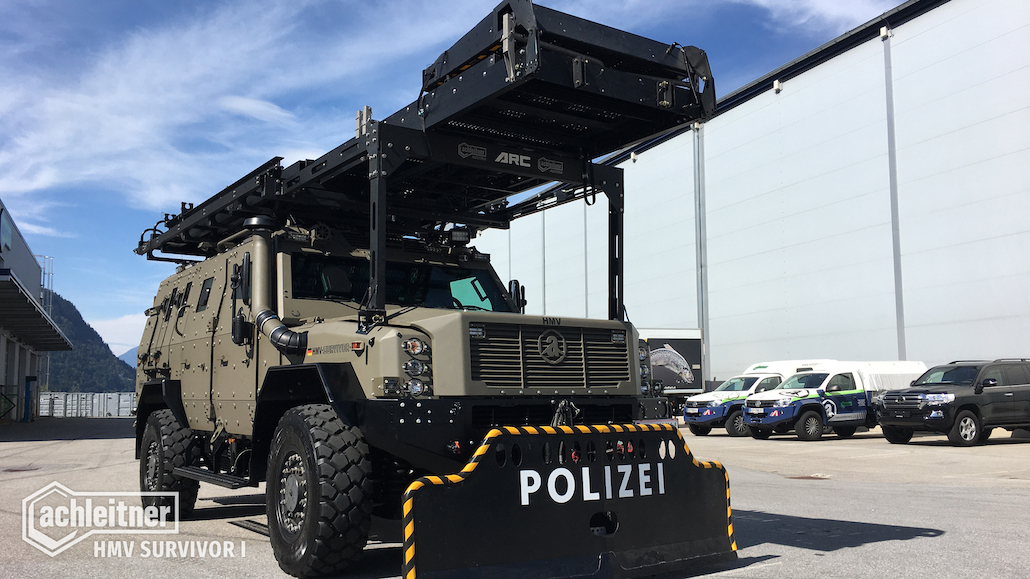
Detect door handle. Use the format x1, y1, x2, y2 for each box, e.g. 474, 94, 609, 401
1004, 392, 1014, 397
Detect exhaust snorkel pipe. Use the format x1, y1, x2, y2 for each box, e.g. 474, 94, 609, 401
244, 217, 308, 356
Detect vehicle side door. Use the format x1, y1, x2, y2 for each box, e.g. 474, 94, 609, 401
978, 364, 1025, 425
1015, 364, 1030, 423
753, 376, 781, 394
822, 373, 864, 424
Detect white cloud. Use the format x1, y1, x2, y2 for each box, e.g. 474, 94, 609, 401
220, 96, 296, 125
89, 313, 147, 357
731, 0, 898, 35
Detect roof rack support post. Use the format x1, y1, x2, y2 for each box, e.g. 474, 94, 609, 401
361, 121, 388, 333
588, 163, 625, 322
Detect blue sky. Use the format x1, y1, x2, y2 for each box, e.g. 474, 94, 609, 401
0, 0, 899, 356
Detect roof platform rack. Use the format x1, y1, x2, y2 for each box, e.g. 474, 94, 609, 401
135, 0, 715, 324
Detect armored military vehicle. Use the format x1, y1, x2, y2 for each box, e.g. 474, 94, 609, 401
134, 1, 735, 577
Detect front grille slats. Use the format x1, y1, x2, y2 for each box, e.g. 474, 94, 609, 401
470, 324, 630, 389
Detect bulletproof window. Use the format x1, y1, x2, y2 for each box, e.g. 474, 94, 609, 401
196, 277, 215, 312
164, 287, 179, 322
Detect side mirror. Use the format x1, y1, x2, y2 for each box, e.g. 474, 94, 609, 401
755, 386, 768, 393
975, 378, 997, 394
231, 308, 253, 346
508, 279, 527, 313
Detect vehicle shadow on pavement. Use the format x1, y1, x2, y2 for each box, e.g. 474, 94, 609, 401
731, 509, 943, 551
189, 493, 267, 521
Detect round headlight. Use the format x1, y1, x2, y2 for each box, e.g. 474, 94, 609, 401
403, 359, 426, 376
639, 364, 650, 379
407, 379, 426, 396
641, 382, 650, 395
638, 346, 648, 361
404, 337, 428, 355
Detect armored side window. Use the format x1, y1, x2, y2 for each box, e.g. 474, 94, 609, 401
196, 277, 215, 312
164, 287, 179, 321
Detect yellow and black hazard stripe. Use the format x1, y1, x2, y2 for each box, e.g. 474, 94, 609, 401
399, 422, 735, 579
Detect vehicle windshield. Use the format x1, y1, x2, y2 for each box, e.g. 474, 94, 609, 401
774, 373, 828, 390
714, 376, 759, 392
913, 365, 981, 386
291, 254, 513, 312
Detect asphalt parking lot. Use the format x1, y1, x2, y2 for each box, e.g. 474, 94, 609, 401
1, 418, 1028, 579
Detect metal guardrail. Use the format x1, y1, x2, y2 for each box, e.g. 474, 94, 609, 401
38, 392, 136, 418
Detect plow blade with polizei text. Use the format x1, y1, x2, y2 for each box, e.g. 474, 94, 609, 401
401, 423, 737, 579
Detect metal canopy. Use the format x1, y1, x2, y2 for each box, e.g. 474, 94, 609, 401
0, 269, 72, 351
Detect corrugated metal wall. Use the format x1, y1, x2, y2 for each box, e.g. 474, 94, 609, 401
474, 0, 1030, 381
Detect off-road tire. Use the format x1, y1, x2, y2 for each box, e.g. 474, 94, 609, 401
725, 409, 749, 437
797, 411, 824, 441
834, 426, 857, 439
748, 426, 772, 440
881, 425, 914, 444
266, 404, 372, 578
688, 423, 712, 436
948, 410, 981, 447
139, 409, 201, 519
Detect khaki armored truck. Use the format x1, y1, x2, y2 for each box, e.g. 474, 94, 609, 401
133, 2, 734, 577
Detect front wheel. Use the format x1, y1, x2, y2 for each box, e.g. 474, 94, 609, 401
139, 409, 200, 519
725, 409, 749, 437
948, 410, 981, 446
796, 411, 824, 441
688, 423, 712, 436
266, 404, 373, 578
834, 426, 857, 439
881, 425, 914, 444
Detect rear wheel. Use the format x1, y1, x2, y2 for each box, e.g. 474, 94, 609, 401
796, 411, 824, 441
139, 409, 200, 519
266, 404, 373, 578
748, 426, 772, 440
881, 425, 914, 444
688, 423, 712, 436
725, 409, 749, 437
948, 410, 981, 446
834, 426, 857, 439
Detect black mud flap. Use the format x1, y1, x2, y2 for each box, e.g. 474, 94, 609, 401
401, 423, 737, 579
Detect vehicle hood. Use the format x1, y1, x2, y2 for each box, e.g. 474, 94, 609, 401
687, 391, 749, 403
747, 389, 817, 402
888, 384, 972, 396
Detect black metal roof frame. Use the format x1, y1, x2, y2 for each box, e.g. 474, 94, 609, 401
135, 0, 717, 325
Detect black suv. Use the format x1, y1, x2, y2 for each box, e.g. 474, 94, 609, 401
878, 359, 1030, 446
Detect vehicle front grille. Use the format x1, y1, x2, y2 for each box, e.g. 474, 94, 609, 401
470, 324, 631, 389
746, 400, 775, 408
882, 392, 922, 409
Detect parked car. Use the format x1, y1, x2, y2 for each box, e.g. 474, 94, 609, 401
744, 361, 927, 440
683, 360, 833, 436
877, 359, 1030, 446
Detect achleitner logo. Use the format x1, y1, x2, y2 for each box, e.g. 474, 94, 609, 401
23, 482, 178, 556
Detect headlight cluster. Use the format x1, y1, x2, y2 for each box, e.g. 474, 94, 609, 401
771, 397, 793, 407
638, 342, 661, 396
401, 336, 431, 397
921, 393, 954, 405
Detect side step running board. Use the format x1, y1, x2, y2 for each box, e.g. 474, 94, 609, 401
173, 466, 250, 489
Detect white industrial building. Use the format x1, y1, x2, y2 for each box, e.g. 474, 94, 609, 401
475, 0, 1029, 383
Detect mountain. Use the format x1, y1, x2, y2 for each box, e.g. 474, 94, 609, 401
45, 291, 136, 392
118, 346, 139, 367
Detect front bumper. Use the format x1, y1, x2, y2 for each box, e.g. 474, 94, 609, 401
744, 404, 798, 428
878, 404, 955, 432
683, 403, 728, 426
